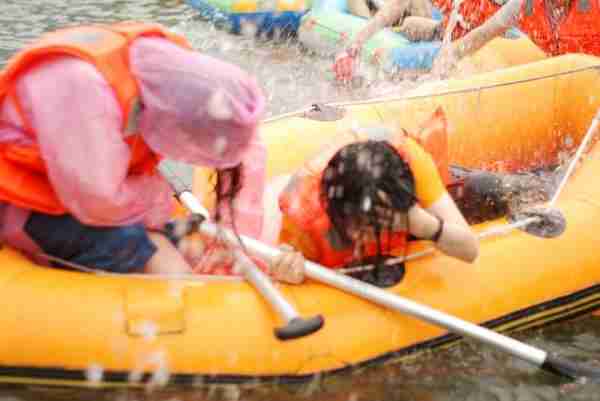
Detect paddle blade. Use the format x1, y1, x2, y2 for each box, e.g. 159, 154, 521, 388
542, 354, 600, 382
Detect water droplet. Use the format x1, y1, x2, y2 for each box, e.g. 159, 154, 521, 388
240, 21, 258, 37
128, 367, 143, 384
220, 40, 233, 52
227, 352, 239, 366
357, 149, 372, 171
362, 196, 372, 212
324, 167, 334, 181
85, 364, 104, 384
149, 364, 171, 388
223, 384, 241, 401
372, 164, 383, 179
564, 135, 573, 148
168, 281, 185, 298
138, 320, 158, 341
207, 89, 233, 121
231, 261, 243, 275
213, 135, 229, 156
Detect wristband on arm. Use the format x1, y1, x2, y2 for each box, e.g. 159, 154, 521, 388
431, 215, 444, 243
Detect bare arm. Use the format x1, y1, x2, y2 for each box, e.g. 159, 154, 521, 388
426, 193, 469, 228
348, 0, 374, 18
453, 0, 523, 59
409, 194, 479, 263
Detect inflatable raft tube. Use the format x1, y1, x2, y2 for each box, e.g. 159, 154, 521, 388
186, 0, 310, 37
1, 55, 600, 388
298, 0, 545, 71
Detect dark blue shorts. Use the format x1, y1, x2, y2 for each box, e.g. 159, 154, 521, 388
25, 213, 157, 274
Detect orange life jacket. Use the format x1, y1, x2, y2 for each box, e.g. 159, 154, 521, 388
0, 22, 192, 214
433, 0, 503, 40
519, 0, 600, 56
279, 108, 449, 268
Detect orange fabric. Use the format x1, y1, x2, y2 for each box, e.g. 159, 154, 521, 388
404, 138, 447, 208
0, 22, 191, 214
432, 0, 502, 40
519, 0, 600, 56
279, 109, 449, 268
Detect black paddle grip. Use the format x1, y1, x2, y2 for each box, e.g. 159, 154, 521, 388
274, 315, 325, 341
542, 354, 600, 382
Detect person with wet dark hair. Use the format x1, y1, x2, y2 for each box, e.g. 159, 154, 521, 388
274, 113, 479, 285
320, 140, 478, 263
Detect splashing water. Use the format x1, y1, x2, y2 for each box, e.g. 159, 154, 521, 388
2, 2, 600, 401
85, 364, 104, 385
128, 350, 171, 389
240, 21, 259, 38
206, 89, 234, 121
141, 321, 160, 342
213, 135, 229, 156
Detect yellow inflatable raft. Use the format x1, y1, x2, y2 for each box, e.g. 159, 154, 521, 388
1, 54, 600, 387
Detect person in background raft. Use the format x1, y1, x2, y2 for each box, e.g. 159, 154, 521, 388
333, 0, 503, 81
432, 0, 600, 74
269, 109, 480, 286
0, 22, 297, 277
339, 0, 600, 80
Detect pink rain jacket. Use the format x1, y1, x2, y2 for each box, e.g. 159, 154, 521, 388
0, 37, 267, 257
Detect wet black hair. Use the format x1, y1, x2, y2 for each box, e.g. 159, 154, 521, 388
212, 163, 243, 230
158, 164, 244, 256
320, 140, 417, 270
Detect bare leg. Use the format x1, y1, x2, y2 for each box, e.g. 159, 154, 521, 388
348, 0, 373, 18
144, 232, 193, 275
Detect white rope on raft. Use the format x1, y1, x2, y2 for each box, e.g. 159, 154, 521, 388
37, 213, 540, 280
37, 252, 244, 282
338, 216, 540, 274
549, 112, 600, 207
262, 63, 600, 124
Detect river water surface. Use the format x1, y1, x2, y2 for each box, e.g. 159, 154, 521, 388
1, 1, 600, 400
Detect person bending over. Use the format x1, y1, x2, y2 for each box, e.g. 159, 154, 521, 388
0, 22, 293, 277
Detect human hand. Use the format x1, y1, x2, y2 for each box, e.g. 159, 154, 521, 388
332, 46, 360, 82
268, 244, 306, 284
431, 43, 459, 78
395, 17, 442, 42
188, 240, 236, 275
